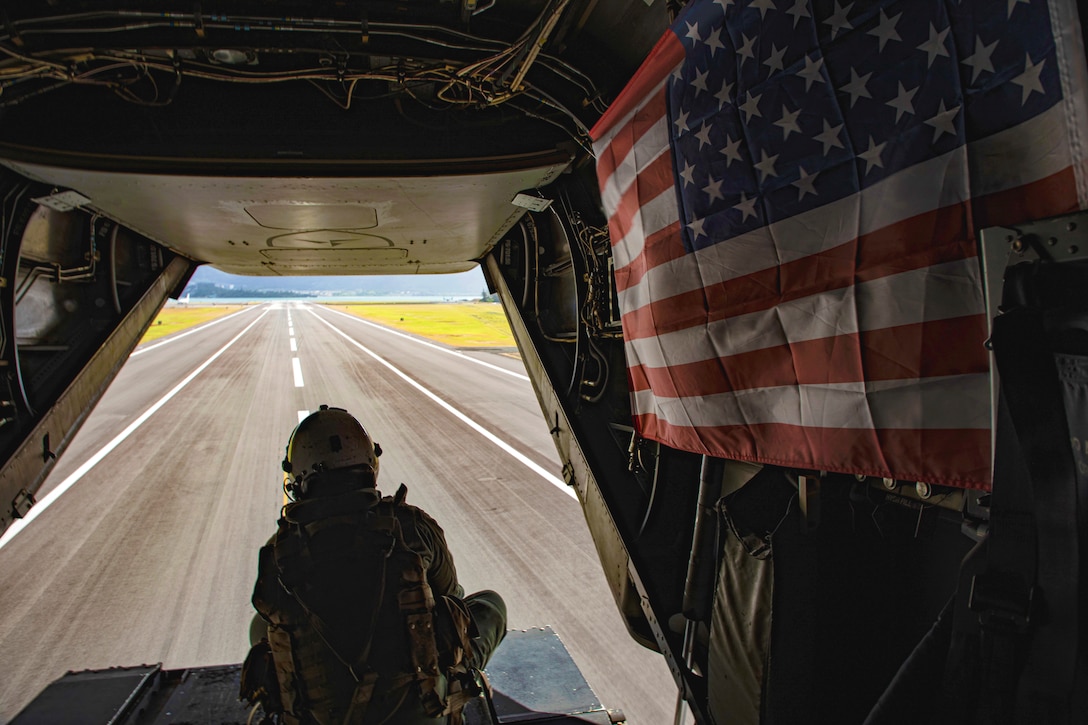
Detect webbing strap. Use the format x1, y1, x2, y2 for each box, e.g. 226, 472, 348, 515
343, 671, 380, 725
988, 306, 1082, 722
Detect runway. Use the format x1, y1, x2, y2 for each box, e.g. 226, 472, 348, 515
0, 302, 677, 724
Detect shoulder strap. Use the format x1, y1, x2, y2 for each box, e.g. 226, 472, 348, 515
273, 504, 400, 724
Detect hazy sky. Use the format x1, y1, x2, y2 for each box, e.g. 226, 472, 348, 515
187, 264, 488, 295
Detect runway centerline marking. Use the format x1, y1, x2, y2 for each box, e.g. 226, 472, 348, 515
313, 304, 529, 382
292, 357, 304, 387
131, 304, 259, 357
0, 308, 271, 551
307, 308, 573, 499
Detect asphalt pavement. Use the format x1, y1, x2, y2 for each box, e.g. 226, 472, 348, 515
0, 302, 677, 724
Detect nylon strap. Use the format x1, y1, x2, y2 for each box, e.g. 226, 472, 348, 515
988, 306, 1081, 722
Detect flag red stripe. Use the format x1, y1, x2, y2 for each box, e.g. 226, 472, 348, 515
620, 200, 977, 339
613, 219, 687, 290
613, 220, 683, 292
606, 151, 678, 249
972, 165, 1078, 228
613, 166, 1078, 301
595, 90, 669, 188
626, 315, 989, 395
589, 31, 685, 143
633, 416, 993, 488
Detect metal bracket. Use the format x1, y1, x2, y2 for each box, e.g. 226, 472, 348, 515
979, 211, 1088, 325
11, 487, 34, 518
32, 190, 92, 213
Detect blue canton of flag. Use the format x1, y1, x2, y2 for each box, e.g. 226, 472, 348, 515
671, 0, 1065, 253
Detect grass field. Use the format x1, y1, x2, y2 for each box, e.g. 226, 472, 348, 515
140, 302, 515, 349
328, 303, 515, 348
140, 305, 247, 343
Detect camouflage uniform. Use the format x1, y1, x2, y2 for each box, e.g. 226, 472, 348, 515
250, 488, 506, 724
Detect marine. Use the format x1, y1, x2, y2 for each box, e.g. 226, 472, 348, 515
244, 405, 507, 724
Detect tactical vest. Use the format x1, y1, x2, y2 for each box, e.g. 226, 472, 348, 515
251, 486, 476, 725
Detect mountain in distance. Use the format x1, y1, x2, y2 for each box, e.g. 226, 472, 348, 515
181, 265, 489, 298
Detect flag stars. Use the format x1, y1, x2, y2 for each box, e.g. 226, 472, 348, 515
925, 100, 960, 142
674, 108, 692, 133
679, 161, 697, 188
857, 135, 886, 175
1012, 54, 1046, 105
840, 68, 872, 107
715, 79, 735, 106
775, 104, 802, 139
685, 21, 702, 44
886, 82, 917, 122
738, 33, 758, 62
720, 135, 743, 166
750, 0, 777, 19
733, 193, 758, 221
797, 54, 825, 91
740, 92, 763, 121
704, 176, 725, 202
687, 217, 707, 241
1008, 0, 1030, 17
754, 149, 779, 180
764, 44, 788, 74
695, 122, 714, 149
868, 9, 901, 51
706, 27, 725, 56
917, 23, 950, 68
962, 37, 999, 83
787, 0, 810, 27
793, 166, 819, 200
814, 120, 844, 155
824, 1, 853, 38
692, 68, 710, 94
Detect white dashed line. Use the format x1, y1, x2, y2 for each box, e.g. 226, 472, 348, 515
290, 338, 297, 352
292, 357, 304, 387
297, 410, 309, 423
0, 308, 270, 550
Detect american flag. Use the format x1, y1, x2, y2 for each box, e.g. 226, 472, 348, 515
590, 0, 1088, 488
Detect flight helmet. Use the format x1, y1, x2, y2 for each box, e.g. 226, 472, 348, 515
282, 405, 382, 498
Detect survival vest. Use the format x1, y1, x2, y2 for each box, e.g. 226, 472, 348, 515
248, 485, 477, 725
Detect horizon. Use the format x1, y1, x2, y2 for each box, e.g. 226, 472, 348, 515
184, 264, 489, 297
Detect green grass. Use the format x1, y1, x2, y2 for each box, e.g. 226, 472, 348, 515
328, 302, 515, 348
139, 302, 516, 349
140, 305, 247, 343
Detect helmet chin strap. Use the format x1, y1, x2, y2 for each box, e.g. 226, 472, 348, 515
291, 465, 377, 500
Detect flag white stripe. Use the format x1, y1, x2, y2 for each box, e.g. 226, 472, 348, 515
600, 114, 671, 215
631, 373, 992, 430
1048, 0, 1088, 207
623, 258, 986, 367
592, 75, 673, 157
613, 188, 678, 269
613, 102, 1073, 314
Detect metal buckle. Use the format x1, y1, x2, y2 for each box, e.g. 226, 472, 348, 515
968, 572, 1034, 633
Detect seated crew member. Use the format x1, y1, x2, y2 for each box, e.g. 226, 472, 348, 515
245, 405, 507, 724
